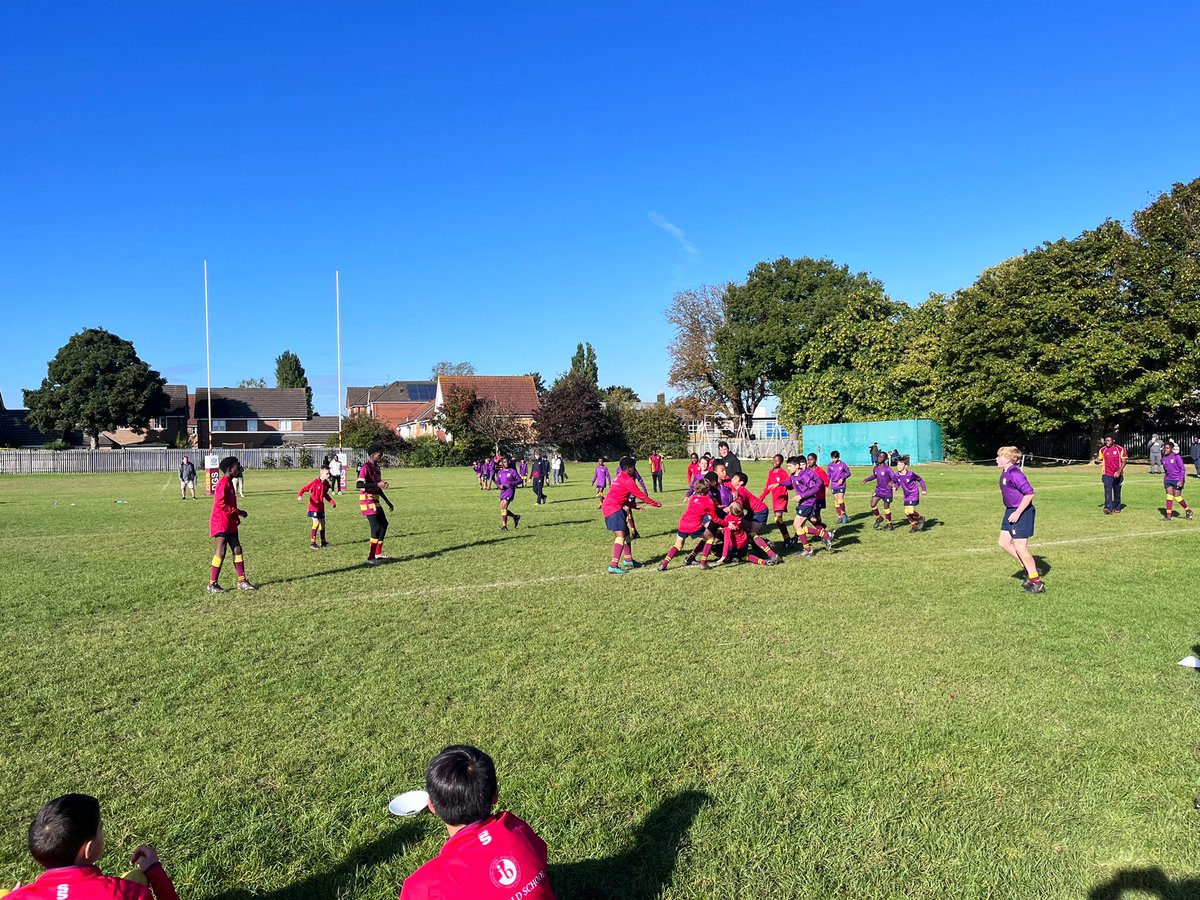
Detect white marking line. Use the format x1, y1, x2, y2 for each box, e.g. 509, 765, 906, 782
960, 528, 1193, 553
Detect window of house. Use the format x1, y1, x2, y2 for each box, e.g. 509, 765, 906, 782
247, 419, 258, 432
212, 420, 227, 432
279, 419, 294, 431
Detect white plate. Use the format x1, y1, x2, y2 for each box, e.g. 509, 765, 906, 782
388, 789, 429, 817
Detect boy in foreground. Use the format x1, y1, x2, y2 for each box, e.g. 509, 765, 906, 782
400, 745, 555, 900
7, 793, 178, 900
601, 456, 661, 573
358, 444, 395, 565
1162, 440, 1192, 520
997, 446, 1044, 594
862, 452, 897, 530
893, 456, 928, 532
208, 456, 254, 592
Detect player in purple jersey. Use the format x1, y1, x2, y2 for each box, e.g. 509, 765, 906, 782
996, 446, 1044, 593
826, 451, 851, 524
893, 456, 928, 532
495, 457, 524, 531
862, 452, 897, 530
592, 458, 611, 508
784, 456, 834, 556
1161, 440, 1193, 521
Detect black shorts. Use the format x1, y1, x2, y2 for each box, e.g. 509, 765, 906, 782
213, 530, 239, 542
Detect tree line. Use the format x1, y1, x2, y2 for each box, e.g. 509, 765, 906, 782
666, 178, 1200, 455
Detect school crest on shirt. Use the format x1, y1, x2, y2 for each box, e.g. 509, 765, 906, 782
490, 856, 520, 888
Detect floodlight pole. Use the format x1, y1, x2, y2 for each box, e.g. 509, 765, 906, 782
204, 259, 212, 450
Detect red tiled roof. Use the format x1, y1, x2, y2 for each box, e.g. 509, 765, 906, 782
438, 376, 539, 416
369, 401, 431, 430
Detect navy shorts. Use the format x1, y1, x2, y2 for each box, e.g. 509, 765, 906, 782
752, 509, 769, 526
902, 498, 919, 508
874, 493, 893, 504
796, 503, 817, 520
816, 499, 827, 510
1001, 506, 1035, 539
677, 527, 707, 540
213, 530, 239, 541
1165, 480, 1185, 491
604, 509, 629, 532
500, 491, 516, 502
307, 511, 325, 521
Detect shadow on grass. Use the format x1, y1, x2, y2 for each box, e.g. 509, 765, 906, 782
526, 517, 595, 529
550, 790, 711, 900
1010, 556, 1053, 580
1088, 866, 1200, 899
209, 820, 426, 900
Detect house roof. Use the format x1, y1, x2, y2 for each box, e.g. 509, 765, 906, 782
192, 388, 309, 420
163, 384, 190, 417
438, 376, 540, 416
305, 416, 342, 432
346, 381, 436, 407
0, 409, 84, 447
397, 400, 437, 425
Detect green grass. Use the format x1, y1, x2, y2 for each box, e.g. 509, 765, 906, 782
0, 461, 1197, 898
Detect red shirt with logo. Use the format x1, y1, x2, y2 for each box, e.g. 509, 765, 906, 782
1099, 444, 1126, 476
8, 863, 179, 900
399, 811, 555, 900
760, 467, 790, 511
298, 477, 335, 514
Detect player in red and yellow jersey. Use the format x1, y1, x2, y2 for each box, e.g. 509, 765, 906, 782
208, 456, 254, 592
358, 444, 395, 565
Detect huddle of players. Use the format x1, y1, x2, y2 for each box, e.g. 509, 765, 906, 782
655, 450, 929, 571
7, 743, 556, 900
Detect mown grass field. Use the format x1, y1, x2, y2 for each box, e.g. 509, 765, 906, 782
0, 460, 1197, 899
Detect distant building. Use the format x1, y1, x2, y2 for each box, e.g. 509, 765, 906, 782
435, 375, 540, 443
192, 388, 313, 449
346, 381, 437, 431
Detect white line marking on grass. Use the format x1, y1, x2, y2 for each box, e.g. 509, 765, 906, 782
959, 529, 1193, 553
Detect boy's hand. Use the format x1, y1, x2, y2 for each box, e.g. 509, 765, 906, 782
380, 481, 390, 490
131, 845, 161, 872
330, 500, 336, 508
386, 501, 395, 511
650, 500, 662, 508
239, 510, 249, 519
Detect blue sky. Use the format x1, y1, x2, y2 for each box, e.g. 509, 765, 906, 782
2, 1, 1198, 417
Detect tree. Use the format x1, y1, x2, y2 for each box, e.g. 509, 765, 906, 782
936, 221, 1174, 452
435, 384, 478, 436
535, 374, 614, 459
603, 385, 640, 406
238, 377, 268, 388
332, 411, 404, 452
431, 361, 476, 379
719, 257, 889, 402
275, 350, 313, 417
622, 403, 689, 458
469, 397, 530, 454
665, 283, 760, 419
568, 342, 599, 386
23, 327, 170, 449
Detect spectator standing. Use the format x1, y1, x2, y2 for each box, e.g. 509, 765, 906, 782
1190, 436, 1200, 478
1148, 434, 1164, 474
1096, 435, 1127, 514
551, 454, 563, 485
649, 450, 664, 492
717, 441, 742, 479
329, 454, 344, 494
179, 455, 196, 500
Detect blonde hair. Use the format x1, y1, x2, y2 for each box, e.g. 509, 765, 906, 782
727, 501, 744, 517
997, 446, 1022, 463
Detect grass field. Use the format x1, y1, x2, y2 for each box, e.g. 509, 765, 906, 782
1, 460, 1197, 899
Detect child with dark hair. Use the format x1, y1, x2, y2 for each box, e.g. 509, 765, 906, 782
660, 473, 724, 571
806, 453, 830, 528
9, 793, 179, 900
785, 456, 835, 557
759, 454, 793, 546
1162, 441, 1193, 520
862, 452, 897, 530
893, 456, 928, 532
600, 456, 661, 573
208, 456, 254, 592
358, 445, 395, 566
729, 472, 781, 563
400, 745, 555, 900
495, 457, 523, 531
591, 457, 611, 508
685, 453, 702, 495
720, 501, 775, 566
827, 451, 851, 524
297, 464, 337, 549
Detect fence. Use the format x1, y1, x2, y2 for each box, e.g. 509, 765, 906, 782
0, 447, 346, 476
1020, 430, 1200, 462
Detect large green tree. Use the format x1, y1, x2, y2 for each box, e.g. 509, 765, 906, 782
568, 342, 599, 386
275, 350, 313, 416
535, 374, 613, 459
331, 411, 404, 452
23, 328, 171, 448
936, 220, 1175, 449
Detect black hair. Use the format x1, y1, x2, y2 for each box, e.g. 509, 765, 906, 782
702, 472, 719, 486
367, 443, 385, 457
219, 456, 240, 474
718, 441, 729, 450
618, 456, 636, 474
830, 451, 840, 459
772, 454, 784, 464
786, 455, 804, 466
806, 452, 817, 461
730, 471, 747, 485
689, 453, 699, 462
28, 794, 100, 868
425, 745, 497, 826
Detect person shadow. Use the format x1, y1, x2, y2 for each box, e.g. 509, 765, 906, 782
1088, 866, 1200, 899
549, 790, 711, 899
1010, 556, 1052, 581
208, 820, 425, 900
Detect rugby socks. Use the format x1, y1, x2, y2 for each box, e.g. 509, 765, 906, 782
873, 506, 883, 521
1178, 498, 1190, 512
1027, 567, 1043, 586
622, 541, 634, 562
368, 539, 379, 560
835, 500, 846, 518
210, 555, 222, 585
664, 546, 680, 562
796, 532, 810, 550
611, 542, 623, 567
753, 535, 778, 559
884, 508, 893, 524
775, 514, 790, 542
310, 521, 320, 545
233, 554, 246, 581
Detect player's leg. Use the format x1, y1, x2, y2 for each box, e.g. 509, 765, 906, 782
659, 535, 687, 570
209, 536, 228, 591
1012, 537, 1043, 591
232, 538, 253, 589
309, 512, 320, 548
871, 495, 883, 527
608, 528, 628, 573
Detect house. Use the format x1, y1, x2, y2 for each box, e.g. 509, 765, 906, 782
0, 392, 85, 447
346, 381, 437, 431
98, 384, 191, 448
191, 388, 312, 449
396, 401, 442, 440
434, 375, 540, 443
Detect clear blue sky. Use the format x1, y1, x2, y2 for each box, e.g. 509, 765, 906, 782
2, 1, 1197, 417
